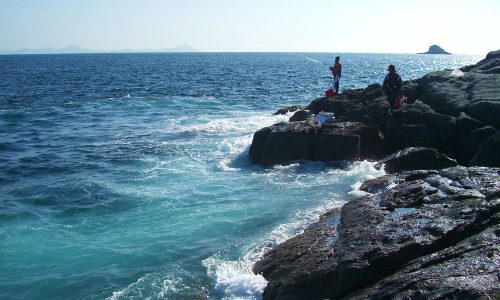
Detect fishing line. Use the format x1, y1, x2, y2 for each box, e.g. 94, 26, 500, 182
261, 42, 335, 89
263, 42, 329, 68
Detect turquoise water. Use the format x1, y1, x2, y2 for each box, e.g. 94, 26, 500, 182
0, 53, 482, 299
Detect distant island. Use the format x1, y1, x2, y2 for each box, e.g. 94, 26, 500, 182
419, 45, 451, 55
0, 44, 199, 55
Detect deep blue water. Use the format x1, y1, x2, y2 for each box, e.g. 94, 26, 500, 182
0, 52, 481, 299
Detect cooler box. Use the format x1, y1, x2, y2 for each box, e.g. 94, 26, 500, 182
315, 111, 335, 125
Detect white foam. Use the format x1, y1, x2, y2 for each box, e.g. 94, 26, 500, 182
203, 199, 344, 299
203, 256, 267, 300
451, 69, 464, 77
342, 160, 386, 198
107, 272, 202, 300
182, 113, 288, 135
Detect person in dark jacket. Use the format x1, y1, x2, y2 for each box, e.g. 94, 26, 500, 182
329, 56, 342, 94
383, 64, 402, 114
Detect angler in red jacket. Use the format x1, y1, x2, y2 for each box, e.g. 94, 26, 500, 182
329, 56, 342, 94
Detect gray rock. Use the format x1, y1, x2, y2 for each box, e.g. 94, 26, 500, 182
470, 131, 500, 167
468, 101, 500, 129
249, 126, 272, 164
249, 121, 320, 166
306, 96, 351, 116
347, 224, 500, 299
459, 126, 497, 165
314, 130, 360, 162
254, 167, 500, 299
418, 69, 470, 114
288, 110, 313, 122
401, 80, 420, 103
415, 50, 500, 116
485, 49, 500, 60
361, 83, 383, 100
375, 147, 457, 173
456, 112, 486, 137
423, 110, 457, 151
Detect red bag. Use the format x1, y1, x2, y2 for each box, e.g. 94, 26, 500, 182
395, 96, 401, 108
325, 88, 335, 97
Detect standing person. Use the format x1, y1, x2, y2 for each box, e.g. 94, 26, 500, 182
383, 64, 402, 115
329, 56, 342, 94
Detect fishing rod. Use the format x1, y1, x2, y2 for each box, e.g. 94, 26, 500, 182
262, 42, 337, 90
263, 43, 330, 68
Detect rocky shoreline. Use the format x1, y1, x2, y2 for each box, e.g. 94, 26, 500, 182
250, 50, 500, 299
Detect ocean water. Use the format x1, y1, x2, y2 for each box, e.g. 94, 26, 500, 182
0, 52, 482, 299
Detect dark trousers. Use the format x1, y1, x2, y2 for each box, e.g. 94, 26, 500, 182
387, 93, 397, 110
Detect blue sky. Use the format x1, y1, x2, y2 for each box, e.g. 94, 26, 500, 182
1, 0, 499, 54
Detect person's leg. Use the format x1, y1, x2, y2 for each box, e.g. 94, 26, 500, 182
334, 75, 340, 94
387, 93, 395, 114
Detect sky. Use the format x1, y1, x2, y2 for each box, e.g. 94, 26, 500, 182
0, 0, 499, 54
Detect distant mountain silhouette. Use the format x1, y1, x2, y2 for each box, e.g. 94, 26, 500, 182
419, 45, 451, 55
0, 44, 199, 55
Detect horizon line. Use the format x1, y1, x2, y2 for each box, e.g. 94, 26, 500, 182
0, 50, 484, 56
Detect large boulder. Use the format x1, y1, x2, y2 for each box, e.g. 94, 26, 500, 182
249, 120, 384, 165
254, 167, 500, 299
375, 147, 457, 173
249, 121, 320, 166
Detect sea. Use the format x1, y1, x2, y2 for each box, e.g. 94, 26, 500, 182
0, 52, 482, 299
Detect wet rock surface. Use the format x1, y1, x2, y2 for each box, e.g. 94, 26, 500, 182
254, 167, 500, 299
249, 121, 383, 165
375, 147, 457, 173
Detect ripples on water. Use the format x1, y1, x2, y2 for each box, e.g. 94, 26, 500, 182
0, 52, 481, 299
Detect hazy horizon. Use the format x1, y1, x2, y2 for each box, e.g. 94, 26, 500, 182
0, 44, 491, 55
1, 0, 499, 55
